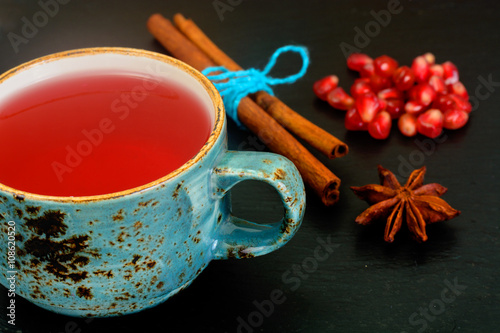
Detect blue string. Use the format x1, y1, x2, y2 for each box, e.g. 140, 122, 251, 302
202, 45, 309, 127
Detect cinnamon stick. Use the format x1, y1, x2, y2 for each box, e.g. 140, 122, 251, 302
147, 13, 340, 206
172, 13, 349, 159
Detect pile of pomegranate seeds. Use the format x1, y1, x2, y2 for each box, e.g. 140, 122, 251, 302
313, 52, 472, 139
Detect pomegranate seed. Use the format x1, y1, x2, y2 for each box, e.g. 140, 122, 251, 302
378, 88, 403, 101
442, 61, 459, 85
432, 94, 454, 111
448, 94, 472, 113
398, 113, 418, 137
443, 109, 469, 130
411, 56, 430, 83
313, 75, 338, 101
347, 53, 373, 72
385, 98, 405, 119
417, 109, 444, 138
369, 74, 392, 92
429, 64, 444, 78
373, 55, 399, 78
423, 52, 435, 65
412, 83, 437, 106
406, 85, 419, 101
350, 78, 373, 99
404, 100, 427, 115
434, 94, 471, 113
428, 75, 447, 94
392, 66, 415, 91
368, 111, 392, 139
448, 81, 469, 100
359, 62, 376, 78
327, 87, 355, 110
345, 107, 368, 131
378, 97, 388, 111
356, 92, 381, 123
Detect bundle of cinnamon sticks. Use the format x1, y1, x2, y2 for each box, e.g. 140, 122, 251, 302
147, 13, 348, 206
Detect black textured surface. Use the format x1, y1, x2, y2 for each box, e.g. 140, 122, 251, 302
0, 1, 499, 332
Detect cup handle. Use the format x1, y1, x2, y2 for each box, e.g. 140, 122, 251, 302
211, 151, 305, 259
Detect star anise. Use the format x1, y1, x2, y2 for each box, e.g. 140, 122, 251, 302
350, 165, 460, 243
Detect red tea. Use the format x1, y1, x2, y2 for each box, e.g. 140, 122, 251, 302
0, 72, 213, 196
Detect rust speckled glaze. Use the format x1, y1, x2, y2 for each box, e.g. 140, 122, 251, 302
0, 48, 305, 317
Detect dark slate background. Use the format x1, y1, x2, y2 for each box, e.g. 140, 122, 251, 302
0, 1, 499, 332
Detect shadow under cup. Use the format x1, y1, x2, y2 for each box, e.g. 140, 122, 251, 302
0, 48, 305, 317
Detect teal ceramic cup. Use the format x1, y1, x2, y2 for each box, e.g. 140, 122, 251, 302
0, 48, 305, 317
